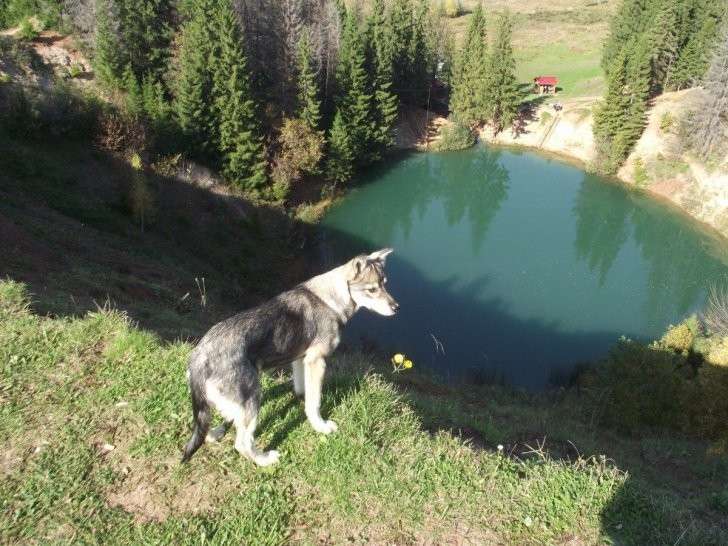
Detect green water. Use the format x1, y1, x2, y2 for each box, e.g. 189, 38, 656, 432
320, 146, 728, 389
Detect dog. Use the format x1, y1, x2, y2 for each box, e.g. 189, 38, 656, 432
181, 248, 398, 466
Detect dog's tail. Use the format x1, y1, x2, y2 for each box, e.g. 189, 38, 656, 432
181, 371, 211, 463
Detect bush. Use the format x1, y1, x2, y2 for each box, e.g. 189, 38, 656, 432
0, 83, 102, 140
270, 117, 324, 199
17, 17, 38, 40
440, 0, 462, 17
632, 156, 649, 187
583, 341, 686, 433
659, 111, 675, 133
659, 321, 695, 353
433, 121, 475, 151
96, 110, 149, 154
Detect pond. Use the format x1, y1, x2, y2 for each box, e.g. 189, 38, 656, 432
320, 146, 728, 389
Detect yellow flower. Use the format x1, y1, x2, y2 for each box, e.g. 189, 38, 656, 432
403, 359, 413, 369
392, 353, 405, 364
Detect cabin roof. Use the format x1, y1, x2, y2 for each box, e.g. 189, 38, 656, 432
534, 76, 558, 85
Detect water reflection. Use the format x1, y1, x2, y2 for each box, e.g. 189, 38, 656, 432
322, 147, 728, 388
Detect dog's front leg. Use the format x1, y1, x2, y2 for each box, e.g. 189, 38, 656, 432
303, 353, 337, 434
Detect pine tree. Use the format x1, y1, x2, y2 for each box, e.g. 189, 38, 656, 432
389, 0, 413, 99
141, 72, 169, 121
117, 0, 172, 80
449, 3, 488, 125
367, 0, 399, 152
93, 0, 124, 88
209, 0, 267, 191
668, 15, 721, 89
594, 42, 649, 173
326, 109, 354, 184
335, 10, 375, 165
173, 0, 214, 152
407, 0, 430, 105
122, 63, 143, 116
486, 12, 520, 134
602, 0, 652, 72
296, 29, 322, 131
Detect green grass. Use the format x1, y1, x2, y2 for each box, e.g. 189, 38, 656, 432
516, 42, 605, 99
2, 280, 727, 544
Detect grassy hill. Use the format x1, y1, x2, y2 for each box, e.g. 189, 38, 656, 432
2, 280, 728, 545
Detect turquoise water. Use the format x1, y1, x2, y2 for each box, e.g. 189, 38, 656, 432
320, 146, 728, 389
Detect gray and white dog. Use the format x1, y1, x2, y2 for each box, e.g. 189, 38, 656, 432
181, 248, 398, 466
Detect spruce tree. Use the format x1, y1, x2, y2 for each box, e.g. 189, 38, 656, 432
407, 0, 431, 105
94, 0, 124, 88
122, 63, 143, 116
594, 42, 649, 173
117, 0, 172, 80
486, 12, 520, 134
326, 109, 354, 184
209, 0, 267, 191
367, 0, 399, 153
668, 15, 721, 90
141, 72, 169, 121
173, 0, 214, 153
335, 10, 375, 165
449, 3, 488, 126
296, 29, 322, 131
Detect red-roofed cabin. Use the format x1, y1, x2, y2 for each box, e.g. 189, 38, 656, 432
534, 76, 558, 94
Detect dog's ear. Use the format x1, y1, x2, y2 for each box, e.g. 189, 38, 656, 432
348, 255, 369, 280
367, 248, 393, 264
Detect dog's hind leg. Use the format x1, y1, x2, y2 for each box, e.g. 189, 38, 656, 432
292, 359, 304, 397
206, 420, 232, 443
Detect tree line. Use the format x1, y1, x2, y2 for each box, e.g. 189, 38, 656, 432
46, 0, 435, 198
594, 0, 726, 173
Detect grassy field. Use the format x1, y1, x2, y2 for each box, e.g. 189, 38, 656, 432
444, 0, 617, 99
2, 280, 727, 545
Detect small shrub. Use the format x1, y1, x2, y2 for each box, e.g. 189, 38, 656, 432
584, 341, 685, 433
126, 153, 156, 233
271, 117, 324, 197
659, 111, 675, 134
295, 202, 323, 224
706, 337, 728, 367
660, 321, 695, 353
633, 157, 649, 187
18, 17, 38, 41
270, 176, 291, 202
0, 72, 11, 84
440, 0, 462, 17
66, 63, 84, 79
434, 121, 475, 151
96, 110, 148, 153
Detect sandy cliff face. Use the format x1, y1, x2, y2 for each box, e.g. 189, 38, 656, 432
477, 89, 728, 239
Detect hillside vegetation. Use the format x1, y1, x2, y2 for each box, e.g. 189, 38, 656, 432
2, 280, 728, 544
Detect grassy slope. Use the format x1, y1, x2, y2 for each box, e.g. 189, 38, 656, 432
0, 132, 310, 341
1, 281, 727, 545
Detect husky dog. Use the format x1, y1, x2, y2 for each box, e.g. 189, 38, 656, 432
181, 248, 398, 465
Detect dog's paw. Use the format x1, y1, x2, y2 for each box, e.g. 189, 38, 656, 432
253, 449, 280, 467
313, 419, 338, 435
